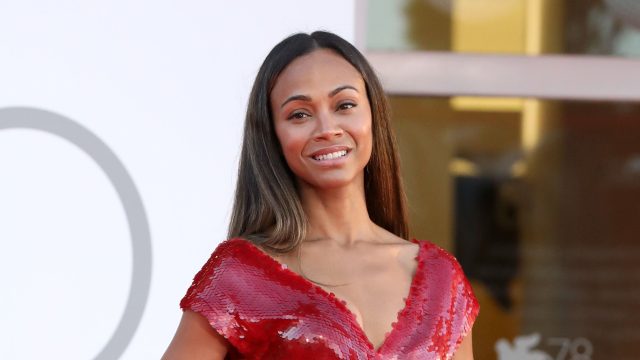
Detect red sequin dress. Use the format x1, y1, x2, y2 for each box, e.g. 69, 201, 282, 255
180, 238, 479, 359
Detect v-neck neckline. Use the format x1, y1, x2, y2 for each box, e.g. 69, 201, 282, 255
233, 237, 426, 355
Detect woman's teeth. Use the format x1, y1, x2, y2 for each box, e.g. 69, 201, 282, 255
313, 150, 347, 161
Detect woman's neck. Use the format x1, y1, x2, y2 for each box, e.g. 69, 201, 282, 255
298, 179, 379, 246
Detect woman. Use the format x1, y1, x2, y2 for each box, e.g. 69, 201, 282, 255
163, 31, 479, 359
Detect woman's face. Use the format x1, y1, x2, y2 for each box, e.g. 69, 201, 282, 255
270, 49, 373, 190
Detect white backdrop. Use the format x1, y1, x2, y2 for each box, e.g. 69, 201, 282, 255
0, 1, 355, 358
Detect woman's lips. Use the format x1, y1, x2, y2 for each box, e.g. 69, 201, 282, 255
312, 149, 348, 161
308, 145, 351, 158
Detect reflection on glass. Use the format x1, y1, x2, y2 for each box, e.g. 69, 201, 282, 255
391, 96, 640, 359
367, 0, 640, 57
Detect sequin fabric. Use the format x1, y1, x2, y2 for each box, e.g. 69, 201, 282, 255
180, 238, 479, 359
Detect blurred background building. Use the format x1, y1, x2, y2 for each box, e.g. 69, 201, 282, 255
361, 0, 640, 359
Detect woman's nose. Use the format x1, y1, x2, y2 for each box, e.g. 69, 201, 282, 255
313, 111, 343, 140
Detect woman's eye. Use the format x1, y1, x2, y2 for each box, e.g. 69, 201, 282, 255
337, 102, 356, 111
287, 111, 310, 120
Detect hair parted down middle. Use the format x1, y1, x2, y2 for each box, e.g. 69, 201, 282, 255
227, 31, 408, 253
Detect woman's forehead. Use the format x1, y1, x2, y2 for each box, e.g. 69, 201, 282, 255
271, 49, 365, 100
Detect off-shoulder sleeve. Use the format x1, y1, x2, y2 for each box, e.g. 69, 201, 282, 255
179, 240, 252, 355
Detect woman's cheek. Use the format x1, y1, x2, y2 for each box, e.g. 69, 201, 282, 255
280, 134, 307, 172
352, 119, 373, 146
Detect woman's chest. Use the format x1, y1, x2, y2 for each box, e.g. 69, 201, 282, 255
318, 266, 416, 350
272, 244, 420, 351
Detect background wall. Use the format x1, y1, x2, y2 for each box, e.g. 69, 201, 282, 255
0, 1, 355, 359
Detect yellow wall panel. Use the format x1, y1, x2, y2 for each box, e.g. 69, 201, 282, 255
452, 0, 527, 53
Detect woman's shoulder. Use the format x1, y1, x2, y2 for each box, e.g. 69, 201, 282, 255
186, 237, 260, 278
180, 239, 258, 301
412, 238, 477, 303
199, 237, 260, 263
413, 239, 464, 270
211, 236, 256, 254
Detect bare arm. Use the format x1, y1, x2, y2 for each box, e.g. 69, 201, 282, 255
452, 331, 474, 360
162, 310, 230, 360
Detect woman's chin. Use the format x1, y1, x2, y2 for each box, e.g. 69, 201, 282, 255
301, 173, 364, 191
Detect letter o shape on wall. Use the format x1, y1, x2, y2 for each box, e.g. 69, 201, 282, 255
0, 107, 152, 360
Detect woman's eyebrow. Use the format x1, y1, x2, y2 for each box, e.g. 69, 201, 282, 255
329, 85, 358, 97
280, 85, 358, 109
280, 94, 311, 109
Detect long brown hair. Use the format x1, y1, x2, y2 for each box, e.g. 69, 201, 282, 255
228, 31, 408, 253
